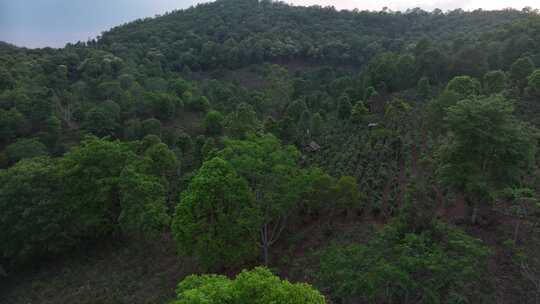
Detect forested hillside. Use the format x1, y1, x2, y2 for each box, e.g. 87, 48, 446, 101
2, 0, 540, 303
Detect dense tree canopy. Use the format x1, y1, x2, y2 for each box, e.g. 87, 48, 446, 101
437, 95, 538, 222
318, 220, 489, 303
3, 1, 540, 303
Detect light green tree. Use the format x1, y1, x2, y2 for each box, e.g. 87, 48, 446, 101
351, 101, 369, 123
172, 267, 325, 304
218, 134, 308, 265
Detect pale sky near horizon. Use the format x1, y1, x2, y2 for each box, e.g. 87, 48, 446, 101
0, 0, 537, 48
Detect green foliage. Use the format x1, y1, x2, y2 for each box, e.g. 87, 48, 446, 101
510, 57, 535, 89
42, 115, 62, 148
483, 70, 507, 95
124, 119, 142, 140
384, 98, 412, 133
171, 157, 260, 270
437, 95, 538, 206
225, 102, 259, 138
187, 95, 210, 112
446, 75, 480, 99
367, 52, 401, 92
279, 116, 298, 143
204, 110, 225, 136
0, 108, 25, 142
426, 89, 460, 133
335, 176, 362, 214
201, 137, 217, 161
0, 157, 67, 262
147, 92, 181, 121
0, 67, 14, 92
3, 3, 540, 301
417, 76, 431, 98
82, 106, 119, 137
318, 221, 489, 303
141, 134, 162, 151
303, 168, 362, 217
303, 168, 338, 215
364, 86, 378, 100
337, 95, 352, 119
171, 78, 191, 97
217, 133, 309, 263
118, 165, 170, 238
59, 137, 136, 236
141, 118, 162, 137
172, 267, 325, 304
286, 99, 308, 121
97, 81, 122, 100
142, 142, 179, 180
5, 138, 48, 164
311, 113, 324, 137
298, 110, 312, 139
351, 101, 369, 123
527, 68, 540, 97
417, 47, 448, 82
0, 136, 177, 264
176, 132, 193, 153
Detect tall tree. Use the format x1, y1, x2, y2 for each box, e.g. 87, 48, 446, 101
483, 70, 507, 95
510, 57, 535, 91
218, 134, 309, 264
171, 157, 260, 270
204, 110, 225, 136
437, 95, 538, 223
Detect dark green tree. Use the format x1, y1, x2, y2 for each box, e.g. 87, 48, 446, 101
351, 101, 369, 123
0, 157, 68, 263
483, 70, 507, 95
311, 113, 324, 137
319, 221, 489, 303
82, 107, 119, 137
171, 157, 259, 270
437, 95, 538, 223
526, 69, 540, 97
218, 134, 308, 264
141, 118, 162, 137
118, 165, 170, 238
204, 110, 225, 136
510, 57, 535, 91
446, 75, 480, 99
59, 137, 135, 236
5, 138, 48, 164
337, 95, 352, 119
417, 76, 431, 98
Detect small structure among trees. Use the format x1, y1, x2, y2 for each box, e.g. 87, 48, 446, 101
303, 141, 321, 153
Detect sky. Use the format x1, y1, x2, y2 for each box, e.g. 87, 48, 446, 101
0, 0, 537, 48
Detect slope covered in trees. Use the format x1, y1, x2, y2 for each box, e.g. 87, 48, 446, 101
2, 1, 540, 303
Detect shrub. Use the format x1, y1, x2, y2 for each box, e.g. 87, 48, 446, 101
318, 220, 489, 303
172, 267, 326, 304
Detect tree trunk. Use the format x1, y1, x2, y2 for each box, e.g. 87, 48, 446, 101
471, 205, 478, 225
514, 219, 521, 244
263, 244, 269, 265
260, 223, 270, 265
